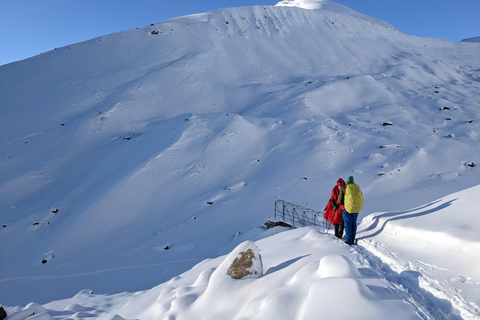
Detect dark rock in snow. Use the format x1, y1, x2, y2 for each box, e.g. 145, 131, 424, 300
0, 306, 7, 320
264, 220, 292, 229
227, 248, 262, 279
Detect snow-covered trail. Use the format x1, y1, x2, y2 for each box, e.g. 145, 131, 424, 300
356, 239, 479, 320
349, 241, 462, 320
352, 188, 480, 320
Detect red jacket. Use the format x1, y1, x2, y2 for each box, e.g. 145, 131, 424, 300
323, 180, 345, 225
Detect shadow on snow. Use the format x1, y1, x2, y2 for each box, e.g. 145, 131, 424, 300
358, 199, 456, 240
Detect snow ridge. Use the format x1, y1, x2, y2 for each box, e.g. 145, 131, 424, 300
276, 0, 326, 10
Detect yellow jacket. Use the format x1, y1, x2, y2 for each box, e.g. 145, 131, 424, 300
345, 183, 363, 213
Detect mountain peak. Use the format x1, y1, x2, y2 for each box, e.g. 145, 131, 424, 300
275, 0, 326, 9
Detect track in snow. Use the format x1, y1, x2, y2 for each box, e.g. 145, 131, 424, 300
342, 238, 468, 320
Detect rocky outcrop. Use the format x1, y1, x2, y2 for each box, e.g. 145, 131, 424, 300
227, 248, 262, 279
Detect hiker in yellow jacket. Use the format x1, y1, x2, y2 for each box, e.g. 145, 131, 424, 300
343, 176, 363, 245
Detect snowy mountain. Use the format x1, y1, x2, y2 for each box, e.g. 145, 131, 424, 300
461, 36, 480, 43
1, 0, 479, 319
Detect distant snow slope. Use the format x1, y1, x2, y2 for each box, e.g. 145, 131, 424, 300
0, 0, 479, 311
461, 36, 480, 43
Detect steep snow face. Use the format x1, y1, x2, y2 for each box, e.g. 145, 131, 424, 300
0, 2, 479, 307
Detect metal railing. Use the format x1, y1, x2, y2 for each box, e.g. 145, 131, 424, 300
274, 200, 329, 230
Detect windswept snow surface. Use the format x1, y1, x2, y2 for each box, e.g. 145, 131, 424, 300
1, 0, 479, 318
15, 228, 422, 320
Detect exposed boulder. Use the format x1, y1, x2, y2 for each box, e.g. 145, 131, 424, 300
264, 220, 292, 229
0, 306, 6, 320
218, 241, 263, 280
201, 241, 264, 300
227, 247, 263, 279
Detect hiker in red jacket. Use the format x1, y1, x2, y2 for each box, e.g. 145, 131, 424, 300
324, 178, 346, 238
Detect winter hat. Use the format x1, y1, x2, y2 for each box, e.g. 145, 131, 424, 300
347, 176, 354, 183
337, 178, 345, 187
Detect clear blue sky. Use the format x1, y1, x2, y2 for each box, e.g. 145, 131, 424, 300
1, 0, 479, 66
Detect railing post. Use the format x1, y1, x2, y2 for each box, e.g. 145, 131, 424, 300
274, 201, 277, 220
291, 207, 294, 227
274, 200, 327, 232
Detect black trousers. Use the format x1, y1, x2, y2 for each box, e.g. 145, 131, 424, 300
334, 220, 344, 238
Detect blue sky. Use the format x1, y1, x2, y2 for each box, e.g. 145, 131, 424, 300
1, 0, 479, 66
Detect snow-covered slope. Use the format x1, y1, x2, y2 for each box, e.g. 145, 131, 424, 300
39, 228, 423, 320
0, 0, 479, 317
5, 183, 480, 319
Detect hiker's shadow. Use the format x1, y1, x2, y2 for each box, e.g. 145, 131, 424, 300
359, 199, 456, 240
